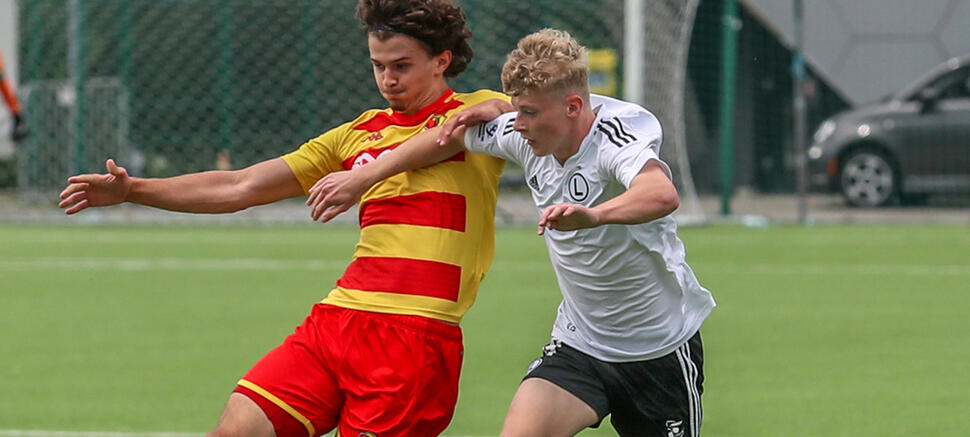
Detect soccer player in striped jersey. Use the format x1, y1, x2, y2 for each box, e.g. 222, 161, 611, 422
309, 29, 716, 437
0, 48, 27, 141
57, 1, 506, 436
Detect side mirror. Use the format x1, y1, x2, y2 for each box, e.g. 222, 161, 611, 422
918, 87, 939, 113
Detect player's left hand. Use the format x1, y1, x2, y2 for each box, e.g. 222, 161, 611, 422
306, 170, 367, 223
537, 203, 601, 235
437, 98, 514, 145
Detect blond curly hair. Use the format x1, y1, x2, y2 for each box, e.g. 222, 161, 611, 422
501, 29, 589, 97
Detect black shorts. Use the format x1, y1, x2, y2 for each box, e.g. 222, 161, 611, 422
524, 331, 704, 437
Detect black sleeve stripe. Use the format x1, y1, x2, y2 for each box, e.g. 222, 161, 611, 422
601, 119, 636, 144
503, 117, 516, 135
611, 117, 637, 142
596, 124, 625, 148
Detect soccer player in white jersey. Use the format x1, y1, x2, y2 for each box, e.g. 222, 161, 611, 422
307, 28, 716, 437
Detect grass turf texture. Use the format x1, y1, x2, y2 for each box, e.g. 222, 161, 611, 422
1, 224, 968, 436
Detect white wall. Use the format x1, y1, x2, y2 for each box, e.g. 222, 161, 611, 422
742, 0, 970, 105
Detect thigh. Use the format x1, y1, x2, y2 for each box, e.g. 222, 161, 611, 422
234, 304, 344, 437
208, 392, 275, 437
336, 310, 464, 437
501, 339, 607, 436
501, 378, 599, 437
609, 332, 705, 437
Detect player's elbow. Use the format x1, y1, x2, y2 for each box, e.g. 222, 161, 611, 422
655, 188, 680, 217
223, 170, 260, 213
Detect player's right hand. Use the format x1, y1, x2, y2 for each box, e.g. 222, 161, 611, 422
537, 203, 601, 235
437, 98, 514, 145
58, 159, 133, 214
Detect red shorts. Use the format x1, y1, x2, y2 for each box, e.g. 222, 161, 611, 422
233, 303, 463, 437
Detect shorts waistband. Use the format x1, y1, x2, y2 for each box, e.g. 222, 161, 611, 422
318, 304, 462, 342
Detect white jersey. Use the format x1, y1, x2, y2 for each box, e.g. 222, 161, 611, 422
465, 94, 715, 362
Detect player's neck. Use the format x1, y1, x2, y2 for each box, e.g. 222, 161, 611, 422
553, 108, 597, 165
399, 82, 451, 115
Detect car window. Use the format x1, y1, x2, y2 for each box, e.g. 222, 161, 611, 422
929, 66, 970, 100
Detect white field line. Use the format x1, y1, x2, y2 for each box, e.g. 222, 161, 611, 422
13, 233, 358, 246
0, 257, 552, 272
0, 431, 492, 437
0, 432, 203, 437
0, 257, 348, 271
701, 262, 970, 276
2, 257, 969, 277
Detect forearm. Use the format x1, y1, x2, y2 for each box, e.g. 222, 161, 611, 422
592, 193, 678, 225
127, 158, 302, 213
355, 126, 465, 188
592, 171, 679, 225
127, 171, 247, 213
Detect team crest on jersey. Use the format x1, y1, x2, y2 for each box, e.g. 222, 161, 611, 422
665, 419, 685, 437
567, 173, 590, 202
425, 114, 446, 129
528, 174, 540, 191
476, 121, 499, 142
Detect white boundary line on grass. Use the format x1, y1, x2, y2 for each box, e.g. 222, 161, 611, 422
0, 432, 203, 437
3, 257, 970, 276
0, 431, 493, 437
0, 257, 551, 272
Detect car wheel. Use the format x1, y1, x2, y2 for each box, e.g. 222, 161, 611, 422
839, 149, 897, 207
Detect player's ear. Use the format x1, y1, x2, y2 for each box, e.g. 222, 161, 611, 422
434, 50, 453, 75
565, 93, 584, 118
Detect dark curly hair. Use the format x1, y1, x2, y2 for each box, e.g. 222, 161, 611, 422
356, 0, 474, 78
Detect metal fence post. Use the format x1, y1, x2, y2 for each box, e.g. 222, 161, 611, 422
793, 0, 809, 224
68, 0, 86, 175
718, 0, 738, 216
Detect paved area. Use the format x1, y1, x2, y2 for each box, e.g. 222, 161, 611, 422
1, 190, 968, 227
700, 191, 970, 226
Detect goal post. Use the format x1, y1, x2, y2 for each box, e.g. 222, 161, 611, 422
629, 0, 707, 225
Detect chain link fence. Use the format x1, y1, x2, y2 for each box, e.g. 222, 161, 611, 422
11, 0, 964, 223
15, 1, 619, 177
14, 0, 731, 223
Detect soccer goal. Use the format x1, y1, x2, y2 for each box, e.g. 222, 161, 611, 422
633, 0, 707, 225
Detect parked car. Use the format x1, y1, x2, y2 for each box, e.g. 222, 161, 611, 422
807, 55, 970, 206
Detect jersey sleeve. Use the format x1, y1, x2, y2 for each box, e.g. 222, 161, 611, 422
456, 89, 510, 106
597, 110, 672, 188
281, 125, 347, 193
463, 112, 530, 166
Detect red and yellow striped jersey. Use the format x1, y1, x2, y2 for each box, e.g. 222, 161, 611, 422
282, 89, 507, 323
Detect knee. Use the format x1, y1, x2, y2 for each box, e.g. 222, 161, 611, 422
500, 424, 554, 437
208, 393, 275, 437
207, 424, 247, 437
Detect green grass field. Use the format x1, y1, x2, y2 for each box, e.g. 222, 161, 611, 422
2, 224, 969, 436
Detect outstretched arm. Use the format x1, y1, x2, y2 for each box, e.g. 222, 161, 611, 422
306, 126, 464, 222
307, 98, 514, 222
537, 160, 678, 235
59, 157, 304, 215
